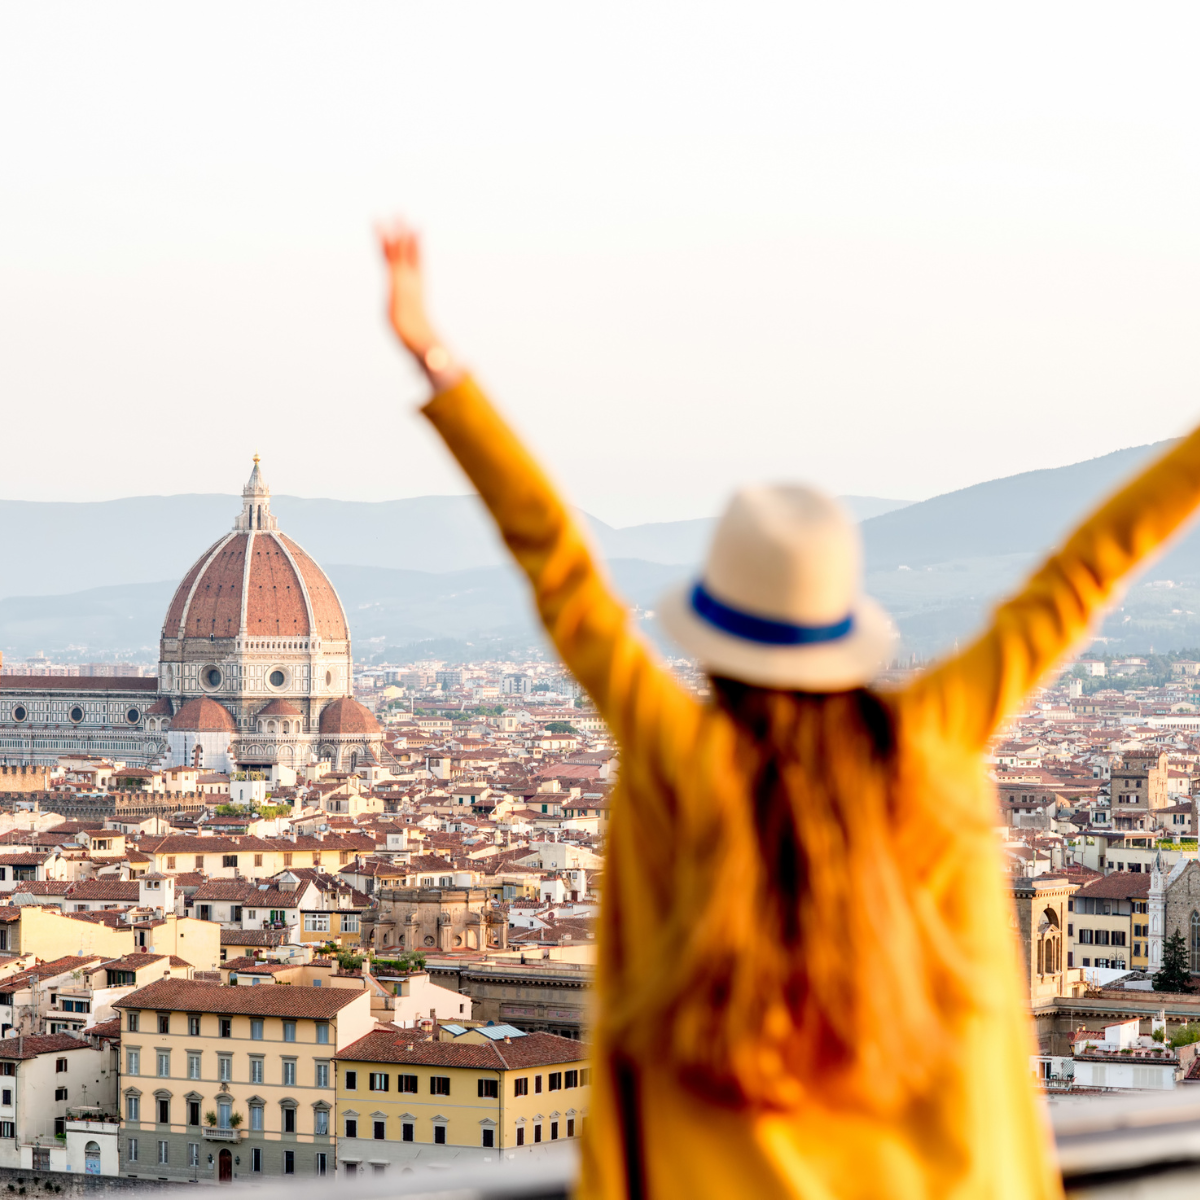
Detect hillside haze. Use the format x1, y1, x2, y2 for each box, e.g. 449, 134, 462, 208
3, 446, 1200, 662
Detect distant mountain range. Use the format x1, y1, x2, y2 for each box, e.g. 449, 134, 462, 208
3, 443, 1200, 664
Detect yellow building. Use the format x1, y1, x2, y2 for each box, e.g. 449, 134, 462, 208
114, 978, 374, 1183
332, 1025, 590, 1173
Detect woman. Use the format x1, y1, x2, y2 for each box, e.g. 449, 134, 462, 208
378, 223, 1200, 1199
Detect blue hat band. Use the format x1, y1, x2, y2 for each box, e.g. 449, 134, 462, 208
690, 582, 854, 647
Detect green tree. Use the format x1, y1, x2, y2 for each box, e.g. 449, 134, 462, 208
545, 721, 577, 735
1154, 928, 1194, 993
1171, 1022, 1200, 1048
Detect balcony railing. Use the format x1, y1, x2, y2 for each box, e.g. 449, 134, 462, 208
202, 1127, 242, 1141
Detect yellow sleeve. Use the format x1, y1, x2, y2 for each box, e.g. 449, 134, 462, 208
904, 426, 1200, 748
421, 375, 700, 771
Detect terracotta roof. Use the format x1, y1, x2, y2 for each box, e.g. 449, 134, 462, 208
170, 697, 237, 734
0, 1033, 101, 1060
255, 698, 303, 718
0, 853, 50, 865
0, 956, 106, 992
145, 698, 173, 717
319, 697, 380, 737
224, 957, 295, 974
12, 882, 72, 896
0, 677, 157, 692
280, 534, 349, 641
68, 881, 140, 901
1074, 870, 1153, 899
220, 929, 292, 946
98, 953, 168, 970
334, 1028, 588, 1069
89, 1017, 121, 1041
113, 978, 364, 1017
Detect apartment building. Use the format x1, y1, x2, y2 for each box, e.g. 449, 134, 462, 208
332, 1025, 589, 1172
113, 978, 373, 1183
1069, 872, 1150, 972
0, 1031, 118, 1172
1111, 751, 1170, 831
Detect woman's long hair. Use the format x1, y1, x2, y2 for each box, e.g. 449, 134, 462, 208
622, 679, 969, 1115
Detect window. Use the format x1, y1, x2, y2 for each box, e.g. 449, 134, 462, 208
283, 853, 293, 867
535, 1075, 542, 1094
188, 1142, 199, 1167
283, 1060, 297, 1087
430, 1076, 450, 1096
155, 1097, 169, 1124
1, 1090, 10, 1106
565, 1069, 578, 1088
548, 1072, 562, 1091
315, 1023, 330, 1045
478, 1078, 498, 1098
581, 1069, 591, 1085
516, 1127, 525, 1147
400, 1074, 418, 1093
223, 855, 238, 868
315, 1152, 327, 1176
373, 1120, 385, 1141
315, 1109, 329, 1135
194, 855, 204, 870
551, 1121, 559, 1140
251, 1148, 262, 1173
127, 1049, 140, 1076
434, 1125, 446, 1145
55, 1087, 68, 1102
304, 914, 330, 933
283, 1107, 296, 1134
345, 1118, 358, 1138
482, 1127, 495, 1148
283, 1150, 294, 1175
342, 914, 359, 933
567, 1118, 575, 1137
166, 856, 176, 870
219, 1019, 232, 1038
369, 1072, 389, 1092
345, 1070, 357, 1090
157, 1014, 170, 1035
218, 1056, 232, 1083
188, 1015, 200, 1037
157, 1052, 170, 1078
251, 1058, 264, 1084
1112, 931, 1127, 946
283, 1022, 296, 1042
126, 1095, 140, 1121
219, 1102, 231, 1129
514, 1077, 528, 1097
188, 1053, 200, 1080
534, 1124, 542, 1143
251, 1019, 263, 1041
254, 854, 263, 868
188, 1101, 200, 1126
402, 1123, 413, 1142
127, 1137, 138, 1161
127, 1013, 139, 1033
315, 1062, 330, 1088
250, 1106, 263, 1132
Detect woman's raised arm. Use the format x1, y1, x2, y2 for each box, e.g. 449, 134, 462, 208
377, 222, 700, 770
904, 423, 1200, 749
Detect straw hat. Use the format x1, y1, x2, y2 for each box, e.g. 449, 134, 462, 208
657, 485, 895, 690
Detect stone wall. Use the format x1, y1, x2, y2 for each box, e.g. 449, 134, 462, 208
1164, 860, 1200, 972
0, 767, 53, 794
0, 1167, 159, 1195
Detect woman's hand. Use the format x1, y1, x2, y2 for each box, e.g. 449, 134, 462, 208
377, 218, 463, 389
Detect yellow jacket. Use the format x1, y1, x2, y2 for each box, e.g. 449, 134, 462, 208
423, 375, 1200, 1200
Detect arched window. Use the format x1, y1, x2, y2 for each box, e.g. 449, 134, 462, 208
1191, 912, 1200, 974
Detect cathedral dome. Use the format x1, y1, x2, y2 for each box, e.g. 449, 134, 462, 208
319, 697, 380, 736
160, 458, 349, 646
171, 697, 237, 732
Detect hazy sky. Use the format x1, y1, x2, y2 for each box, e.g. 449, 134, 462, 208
2, 3, 1200, 526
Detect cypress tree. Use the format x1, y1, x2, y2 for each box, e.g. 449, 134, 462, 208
1154, 928, 1194, 993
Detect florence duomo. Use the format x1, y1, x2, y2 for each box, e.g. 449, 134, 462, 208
0, 459, 391, 778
